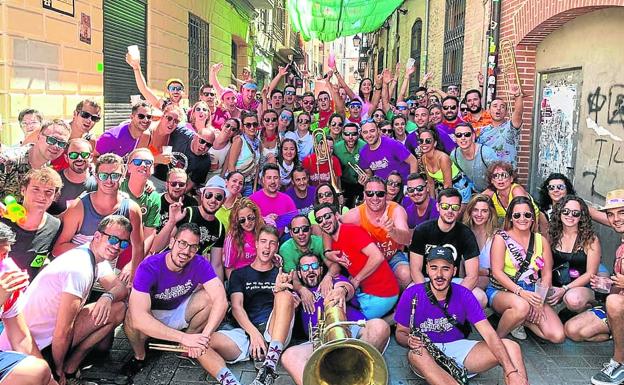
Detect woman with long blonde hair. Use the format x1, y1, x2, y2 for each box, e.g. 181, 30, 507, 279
222, 198, 265, 279
463, 194, 498, 289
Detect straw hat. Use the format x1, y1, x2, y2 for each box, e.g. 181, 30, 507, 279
600, 189, 624, 211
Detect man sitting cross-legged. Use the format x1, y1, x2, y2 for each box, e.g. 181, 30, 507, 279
395, 246, 529, 385
0, 215, 129, 385
122, 223, 234, 384
281, 254, 390, 385
210, 225, 297, 385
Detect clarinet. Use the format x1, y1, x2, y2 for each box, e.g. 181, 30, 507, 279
409, 296, 470, 385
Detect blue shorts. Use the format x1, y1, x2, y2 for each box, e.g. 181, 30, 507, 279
0, 351, 27, 381
356, 291, 398, 319
485, 280, 535, 307
589, 306, 608, 325
388, 251, 409, 271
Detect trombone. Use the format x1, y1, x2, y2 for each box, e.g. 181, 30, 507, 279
348, 162, 367, 181
313, 128, 341, 193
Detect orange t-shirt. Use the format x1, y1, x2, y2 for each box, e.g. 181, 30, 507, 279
358, 201, 402, 261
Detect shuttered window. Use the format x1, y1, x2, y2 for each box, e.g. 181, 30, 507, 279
103, 0, 147, 128
188, 13, 210, 106
441, 0, 466, 89
409, 19, 422, 94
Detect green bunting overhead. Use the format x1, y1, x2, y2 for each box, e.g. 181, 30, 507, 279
287, 0, 404, 42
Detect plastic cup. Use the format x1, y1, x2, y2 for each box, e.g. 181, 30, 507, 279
127, 45, 140, 61
534, 280, 549, 304
595, 272, 612, 294
407, 57, 416, 69
162, 146, 172, 155
130, 94, 142, 105
328, 52, 336, 68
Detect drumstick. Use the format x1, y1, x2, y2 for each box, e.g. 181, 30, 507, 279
148, 343, 187, 353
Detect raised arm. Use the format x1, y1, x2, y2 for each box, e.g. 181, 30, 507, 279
331, 65, 358, 101
268, 65, 289, 94
126, 53, 161, 108
398, 65, 416, 102
509, 83, 524, 129
369, 73, 383, 109
209, 63, 226, 97
326, 72, 345, 114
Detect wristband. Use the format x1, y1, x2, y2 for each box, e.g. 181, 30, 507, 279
562, 285, 569, 292
340, 285, 349, 296
514, 287, 522, 296
101, 292, 114, 302
323, 249, 332, 256
505, 368, 519, 378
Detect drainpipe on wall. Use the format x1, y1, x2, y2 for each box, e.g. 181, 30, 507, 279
423, 0, 430, 73
484, 0, 502, 106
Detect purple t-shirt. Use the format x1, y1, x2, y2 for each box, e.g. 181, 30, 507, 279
435, 123, 459, 154
359, 136, 412, 180
301, 275, 366, 336
285, 186, 316, 215
403, 197, 440, 229
133, 252, 217, 310
394, 283, 485, 343
405, 131, 420, 156
95, 122, 138, 157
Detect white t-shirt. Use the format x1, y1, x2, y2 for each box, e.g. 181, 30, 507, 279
0, 244, 113, 350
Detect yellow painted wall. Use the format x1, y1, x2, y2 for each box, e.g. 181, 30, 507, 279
461, 0, 489, 93
395, 0, 426, 79
426, 0, 445, 90
0, 0, 104, 145
534, 8, 624, 201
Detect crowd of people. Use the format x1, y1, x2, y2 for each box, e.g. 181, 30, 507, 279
0, 57, 623, 385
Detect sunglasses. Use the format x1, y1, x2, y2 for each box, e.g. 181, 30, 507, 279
243, 122, 260, 128
315, 212, 333, 224
285, 90, 296, 95
439, 203, 461, 212
197, 136, 213, 147
298, 119, 311, 124
460, 108, 468, 112
317, 191, 333, 199
68, 151, 90, 160
264, 117, 278, 123
280, 114, 293, 121
136, 113, 153, 121
299, 262, 320, 271
442, 105, 458, 110
202, 92, 215, 97
396, 106, 408, 111
387, 181, 401, 188
373, 114, 384, 119
562, 208, 582, 218
238, 214, 257, 225
79, 110, 101, 122
343, 131, 358, 137
492, 172, 510, 180
349, 103, 362, 109
291, 225, 311, 234
203, 192, 224, 201
512, 211, 533, 220
97, 172, 123, 182
364, 190, 386, 198
195, 107, 209, 112
101, 231, 130, 249
302, 100, 314, 105
407, 185, 426, 194
547, 184, 566, 191
44, 135, 68, 149
381, 128, 393, 134
165, 115, 180, 124
454, 132, 473, 138
420, 137, 433, 145
330, 121, 342, 127
176, 239, 200, 253
168, 85, 184, 92
130, 158, 153, 167
168, 181, 186, 188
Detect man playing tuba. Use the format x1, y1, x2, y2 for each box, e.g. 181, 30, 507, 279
395, 246, 529, 385
280, 253, 390, 385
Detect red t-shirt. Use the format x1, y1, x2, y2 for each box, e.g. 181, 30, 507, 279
331, 224, 399, 297
302, 153, 342, 186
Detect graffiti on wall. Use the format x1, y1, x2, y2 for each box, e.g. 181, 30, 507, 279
535, 72, 580, 182
582, 84, 624, 198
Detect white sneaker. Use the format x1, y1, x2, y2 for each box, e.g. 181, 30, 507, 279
510, 325, 527, 340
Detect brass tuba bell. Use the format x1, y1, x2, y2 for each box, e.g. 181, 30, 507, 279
312, 128, 342, 194
303, 306, 388, 385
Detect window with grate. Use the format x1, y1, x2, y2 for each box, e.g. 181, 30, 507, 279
409, 19, 422, 94
441, 0, 466, 89
188, 13, 209, 105
377, 48, 385, 75
231, 41, 238, 80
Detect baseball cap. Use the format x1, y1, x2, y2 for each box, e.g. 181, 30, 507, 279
426, 246, 455, 264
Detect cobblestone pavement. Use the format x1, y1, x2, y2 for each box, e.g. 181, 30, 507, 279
81, 326, 612, 385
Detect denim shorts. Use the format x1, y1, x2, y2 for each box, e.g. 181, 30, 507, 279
485, 280, 535, 306
388, 251, 409, 271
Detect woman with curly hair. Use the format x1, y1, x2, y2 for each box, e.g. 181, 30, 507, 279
538, 173, 575, 218
546, 196, 602, 316
222, 198, 265, 279
463, 194, 499, 290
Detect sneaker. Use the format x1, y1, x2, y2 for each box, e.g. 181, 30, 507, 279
591, 359, 624, 385
510, 325, 527, 340
121, 357, 147, 378
249, 365, 278, 385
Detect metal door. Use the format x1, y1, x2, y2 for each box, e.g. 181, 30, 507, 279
530, 69, 582, 193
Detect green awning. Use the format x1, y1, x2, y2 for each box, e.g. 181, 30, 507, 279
287, 0, 404, 42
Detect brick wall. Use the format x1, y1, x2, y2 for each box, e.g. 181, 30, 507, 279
497, 0, 623, 183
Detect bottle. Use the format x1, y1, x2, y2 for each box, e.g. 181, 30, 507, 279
3, 196, 26, 225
